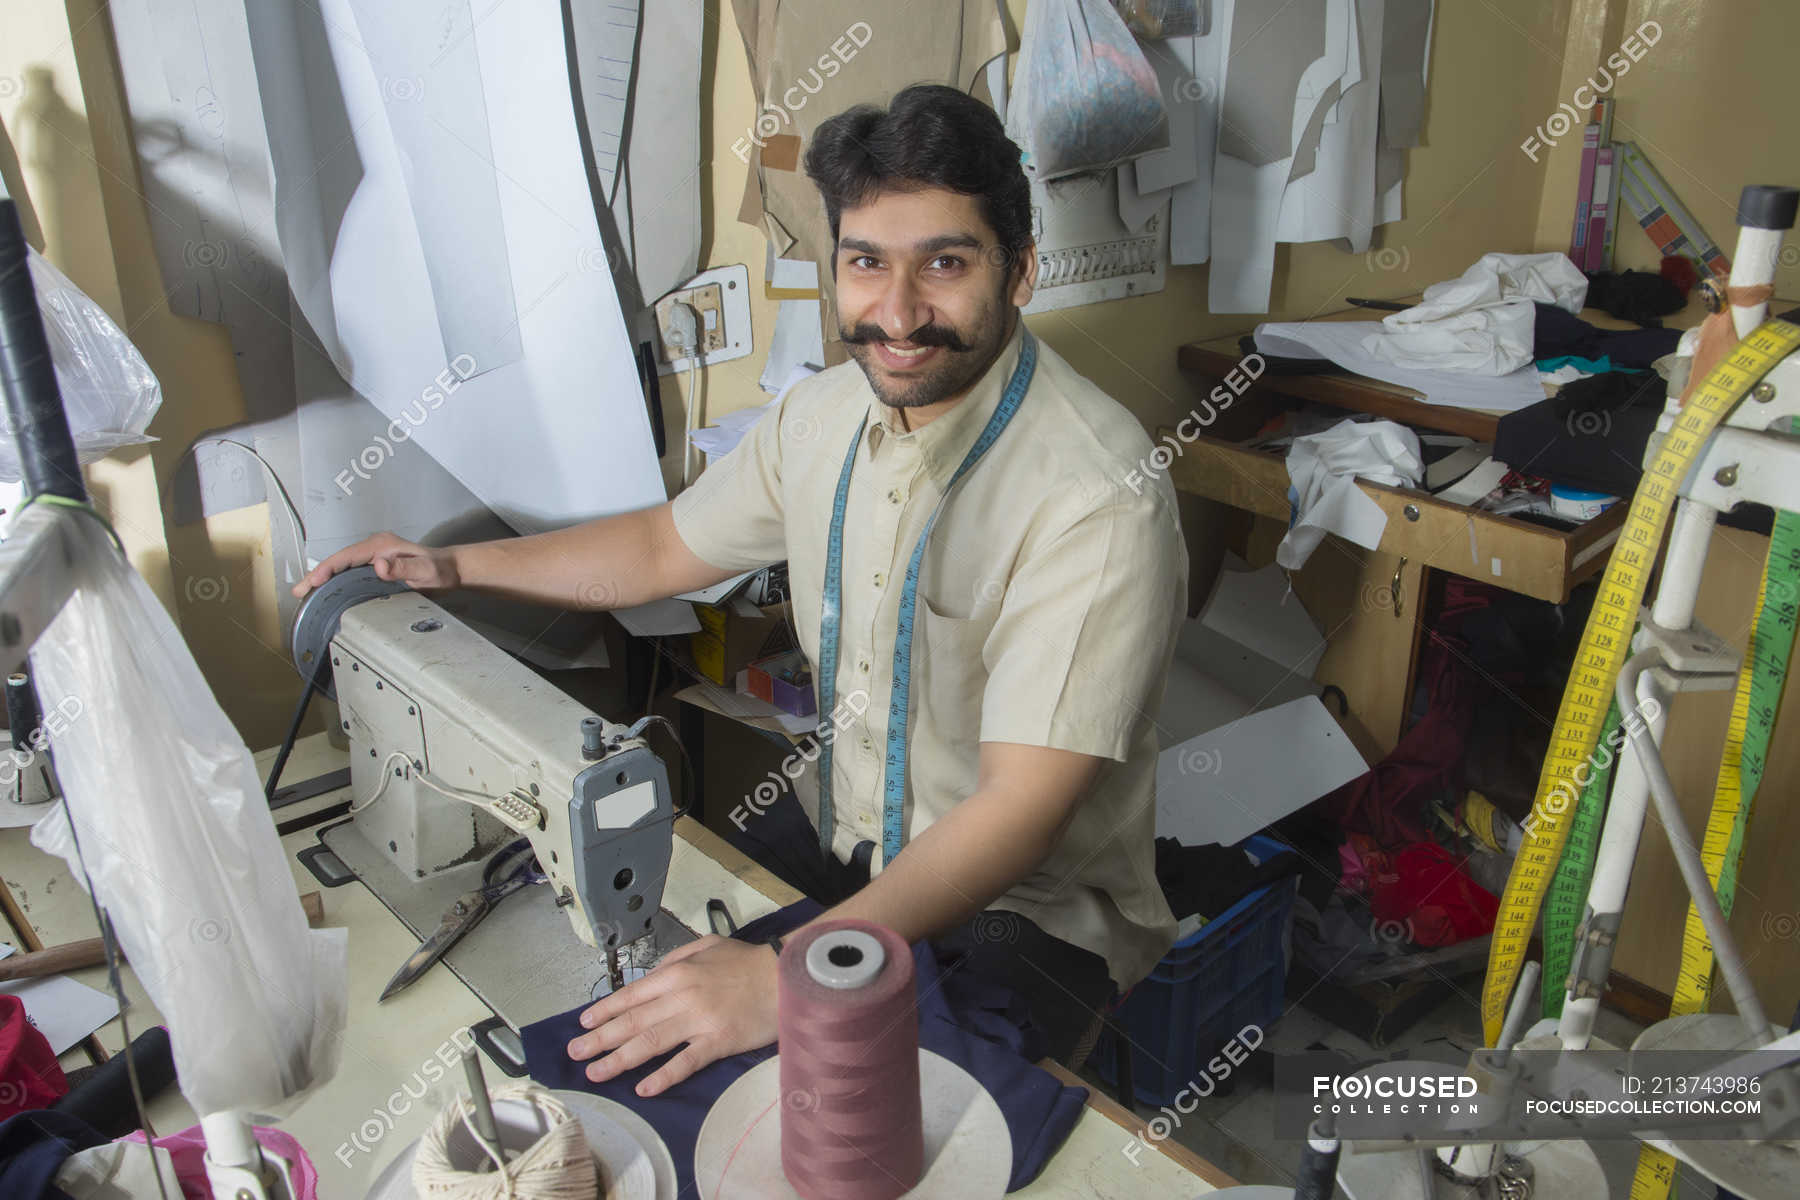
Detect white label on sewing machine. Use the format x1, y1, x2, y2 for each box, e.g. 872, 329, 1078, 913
601, 780, 659, 831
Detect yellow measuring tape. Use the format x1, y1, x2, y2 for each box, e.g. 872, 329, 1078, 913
1629, 434, 1800, 1197
1482, 318, 1800, 1049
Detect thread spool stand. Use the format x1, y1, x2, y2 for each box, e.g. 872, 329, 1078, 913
695, 924, 1011, 1199
694, 1049, 1010, 1198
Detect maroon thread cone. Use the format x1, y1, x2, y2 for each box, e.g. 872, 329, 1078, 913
778, 919, 923, 1200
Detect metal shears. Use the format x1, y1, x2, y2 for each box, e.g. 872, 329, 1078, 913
380, 837, 547, 1001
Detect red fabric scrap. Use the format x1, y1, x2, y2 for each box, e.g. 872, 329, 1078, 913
0, 994, 69, 1119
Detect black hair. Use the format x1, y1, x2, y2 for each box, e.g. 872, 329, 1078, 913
803, 84, 1032, 267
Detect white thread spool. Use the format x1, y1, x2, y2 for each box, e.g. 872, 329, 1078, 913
412, 1084, 598, 1200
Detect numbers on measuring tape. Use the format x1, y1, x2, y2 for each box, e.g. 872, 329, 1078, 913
1482, 319, 1800, 1049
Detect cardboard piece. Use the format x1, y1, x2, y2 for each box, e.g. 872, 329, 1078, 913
690, 602, 794, 686
1154, 695, 1367, 847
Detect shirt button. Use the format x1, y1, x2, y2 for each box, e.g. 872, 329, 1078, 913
872, 571, 885, 589
857, 658, 870, 673
860, 734, 873, 751
886, 488, 902, 504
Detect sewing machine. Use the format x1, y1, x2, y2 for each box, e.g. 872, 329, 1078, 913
289, 566, 679, 1011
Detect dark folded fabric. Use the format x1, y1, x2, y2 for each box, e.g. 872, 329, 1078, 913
1534, 303, 1683, 367
1236, 334, 1352, 376
1582, 270, 1688, 327
521, 899, 1087, 1195
1494, 370, 1665, 497
0, 1110, 105, 1200
1152, 838, 1304, 922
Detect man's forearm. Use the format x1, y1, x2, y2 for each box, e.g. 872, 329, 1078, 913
816, 782, 1069, 944
450, 503, 726, 610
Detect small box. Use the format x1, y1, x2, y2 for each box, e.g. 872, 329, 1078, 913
744, 649, 816, 718
689, 602, 792, 685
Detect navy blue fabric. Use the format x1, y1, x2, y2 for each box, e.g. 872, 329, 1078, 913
1533, 303, 1682, 368
522, 900, 1088, 1195
0, 1109, 105, 1200
719, 783, 1115, 1064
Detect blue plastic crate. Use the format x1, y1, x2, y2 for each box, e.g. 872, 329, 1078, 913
1091, 834, 1298, 1107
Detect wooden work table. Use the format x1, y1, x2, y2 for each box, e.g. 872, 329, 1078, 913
0, 732, 1233, 1196
1179, 291, 1747, 439
1168, 297, 1743, 759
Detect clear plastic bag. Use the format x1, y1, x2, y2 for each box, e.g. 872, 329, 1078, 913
30, 517, 345, 1118
0, 248, 161, 482
1010, 0, 1169, 180
1109, 0, 1204, 39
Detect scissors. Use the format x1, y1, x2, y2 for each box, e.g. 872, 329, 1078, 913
380, 837, 547, 1001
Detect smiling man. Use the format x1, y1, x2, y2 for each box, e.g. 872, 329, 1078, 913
293, 85, 1186, 1094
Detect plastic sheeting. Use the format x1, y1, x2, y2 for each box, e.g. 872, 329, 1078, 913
0, 249, 160, 482
29, 517, 345, 1118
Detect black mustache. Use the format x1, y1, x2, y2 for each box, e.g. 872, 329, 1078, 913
841, 323, 972, 353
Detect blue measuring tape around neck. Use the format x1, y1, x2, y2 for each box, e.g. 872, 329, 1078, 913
813, 328, 1038, 864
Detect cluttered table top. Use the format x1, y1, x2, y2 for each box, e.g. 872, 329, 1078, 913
1179, 285, 1757, 439
0, 732, 1232, 1197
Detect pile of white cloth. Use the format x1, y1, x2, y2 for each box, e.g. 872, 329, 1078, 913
1362, 251, 1588, 376
1278, 418, 1423, 570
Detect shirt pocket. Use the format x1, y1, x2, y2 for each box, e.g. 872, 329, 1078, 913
916, 597, 990, 749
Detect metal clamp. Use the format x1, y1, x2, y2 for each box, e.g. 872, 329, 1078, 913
1567, 908, 1622, 1000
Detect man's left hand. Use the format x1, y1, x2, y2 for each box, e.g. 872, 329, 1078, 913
566, 935, 779, 1096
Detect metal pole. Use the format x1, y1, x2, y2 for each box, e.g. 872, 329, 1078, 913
1618, 651, 1772, 1039
0, 199, 85, 503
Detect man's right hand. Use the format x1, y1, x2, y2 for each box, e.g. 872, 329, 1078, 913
291, 533, 460, 599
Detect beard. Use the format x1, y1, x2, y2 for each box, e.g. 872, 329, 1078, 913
840, 294, 1014, 411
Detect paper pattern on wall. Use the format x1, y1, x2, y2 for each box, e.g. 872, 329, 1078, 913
598, 0, 704, 306
245, 0, 665, 533
1151, 0, 1431, 298
566, 0, 641, 205
1167, 26, 1225, 266
1275, 0, 1384, 252
111, 0, 291, 516
1208, 0, 1352, 314
345, 0, 524, 376
733, 0, 1011, 269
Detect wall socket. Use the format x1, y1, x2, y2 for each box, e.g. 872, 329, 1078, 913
655, 284, 725, 363
651, 264, 752, 373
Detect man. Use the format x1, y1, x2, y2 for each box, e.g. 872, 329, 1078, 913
294, 85, 1185, 1096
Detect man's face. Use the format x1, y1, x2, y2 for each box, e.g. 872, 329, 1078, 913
834, 187, 1036, 412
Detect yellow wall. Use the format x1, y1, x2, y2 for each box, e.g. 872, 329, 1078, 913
1531, 0, 1800, 288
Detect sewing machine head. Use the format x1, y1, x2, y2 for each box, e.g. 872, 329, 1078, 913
290, 567, 674, 953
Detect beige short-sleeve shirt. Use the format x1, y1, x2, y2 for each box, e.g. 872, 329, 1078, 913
671, 319, 1185, 987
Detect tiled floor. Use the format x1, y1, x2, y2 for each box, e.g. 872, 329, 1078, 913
1078, 979, 1734, 1198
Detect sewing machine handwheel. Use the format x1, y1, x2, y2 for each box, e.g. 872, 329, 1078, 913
289, 565, 411, 700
